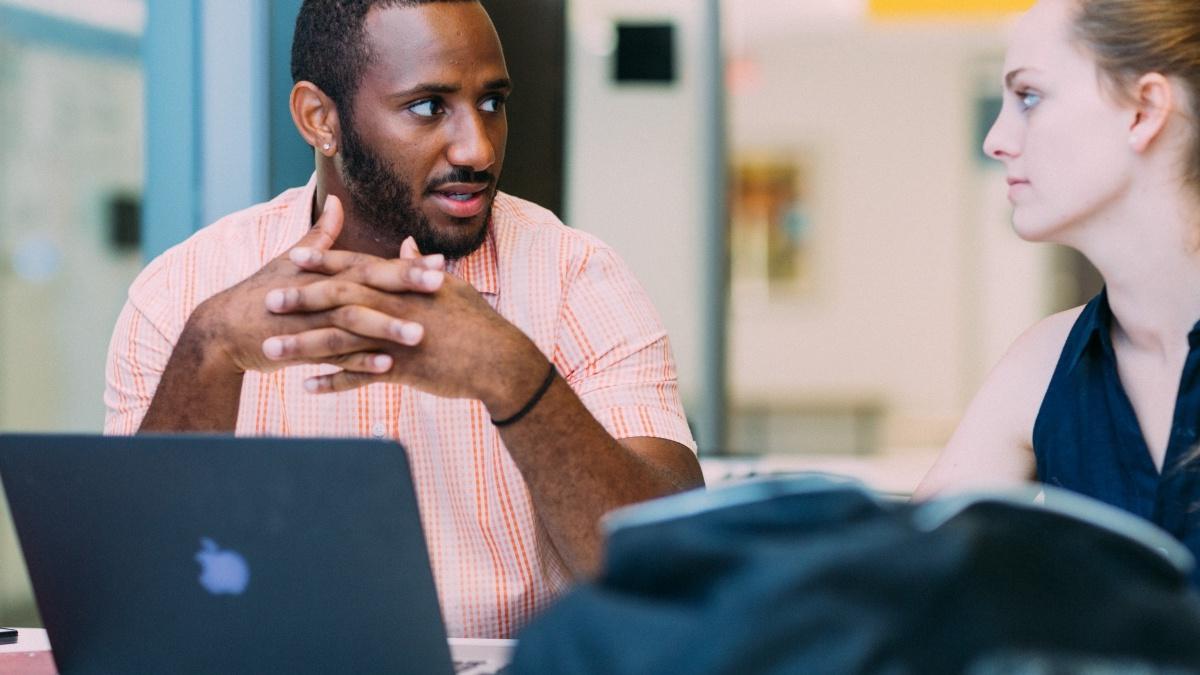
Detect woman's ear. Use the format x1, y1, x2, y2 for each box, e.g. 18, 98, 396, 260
1127, 72, 1175, 153
291, 81, 341, 157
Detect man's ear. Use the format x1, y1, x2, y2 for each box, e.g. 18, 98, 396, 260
1128, 72, 1174, 153
291, 81, 341, 156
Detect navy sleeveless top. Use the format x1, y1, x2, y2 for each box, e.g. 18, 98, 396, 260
1033, 290, 1200, 584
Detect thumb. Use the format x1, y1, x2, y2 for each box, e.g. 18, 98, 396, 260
298, 193, 344, 251
399, 235, 422, 260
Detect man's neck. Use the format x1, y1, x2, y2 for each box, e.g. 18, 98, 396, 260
312, 181, 400, 259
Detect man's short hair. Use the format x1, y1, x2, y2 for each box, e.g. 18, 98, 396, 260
290, 0, 477, 122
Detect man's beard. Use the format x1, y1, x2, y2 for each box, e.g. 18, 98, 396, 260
339, 116, 493, 260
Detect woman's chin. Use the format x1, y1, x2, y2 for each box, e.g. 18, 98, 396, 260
1010, 213, 1062, 244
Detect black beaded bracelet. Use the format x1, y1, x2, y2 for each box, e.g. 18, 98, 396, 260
492, 362, 558, 427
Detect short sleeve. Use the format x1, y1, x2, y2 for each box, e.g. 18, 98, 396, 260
103, 296, 175, 435
554, 247, 696, 452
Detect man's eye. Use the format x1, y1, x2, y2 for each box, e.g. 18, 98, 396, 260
480, 95, 506, 113
409, 100, 443, 117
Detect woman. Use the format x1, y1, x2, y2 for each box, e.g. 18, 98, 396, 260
916, 0, 1200, 568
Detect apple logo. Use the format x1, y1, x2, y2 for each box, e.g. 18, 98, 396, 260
195, 538, 250, 596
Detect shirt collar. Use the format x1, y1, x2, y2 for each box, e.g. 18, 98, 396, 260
282, 173, 320, 240
1068, 288, 1200, 371
447, 225, 500, 296
1066, 287, 1113, 372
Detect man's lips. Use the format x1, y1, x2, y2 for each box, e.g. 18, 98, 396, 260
428, 182, 490, 219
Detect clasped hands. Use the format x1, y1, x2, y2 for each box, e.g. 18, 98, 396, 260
200, 195, 546, 415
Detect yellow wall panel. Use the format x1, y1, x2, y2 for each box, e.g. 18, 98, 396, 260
869, 0, 1035, 18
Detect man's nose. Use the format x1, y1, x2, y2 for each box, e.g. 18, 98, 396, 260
446, 112, 497, 171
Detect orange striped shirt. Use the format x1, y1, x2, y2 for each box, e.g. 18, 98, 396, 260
104, 176, 695, 638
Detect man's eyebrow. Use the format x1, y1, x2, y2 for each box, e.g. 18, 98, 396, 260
389, 78, 512, 99
389, 82, 460, 98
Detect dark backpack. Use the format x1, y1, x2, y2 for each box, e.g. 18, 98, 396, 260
510, 477, 1200, 674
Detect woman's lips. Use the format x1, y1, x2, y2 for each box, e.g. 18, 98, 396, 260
1006, 177, 1030, 200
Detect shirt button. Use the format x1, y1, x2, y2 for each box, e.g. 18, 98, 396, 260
371, 422, 387, 438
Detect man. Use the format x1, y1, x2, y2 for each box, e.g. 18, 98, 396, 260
104, 0, 702, 639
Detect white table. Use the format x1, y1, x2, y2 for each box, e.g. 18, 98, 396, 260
0, 628, 515, 674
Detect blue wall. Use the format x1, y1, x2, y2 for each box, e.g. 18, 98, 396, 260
143, 0, 310, 261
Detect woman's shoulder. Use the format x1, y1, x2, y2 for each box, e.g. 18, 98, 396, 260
980, 304, 1089, 439
913, 305, 1089, 499
1003, 305, 1087, 374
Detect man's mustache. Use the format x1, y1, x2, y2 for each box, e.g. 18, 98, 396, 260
426, 169, 495, 192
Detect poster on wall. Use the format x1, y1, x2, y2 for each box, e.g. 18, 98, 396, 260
729, 152, 817, 301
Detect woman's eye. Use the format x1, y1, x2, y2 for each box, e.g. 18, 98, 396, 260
1018, 90, 1041, 112
409, 100, 443, 117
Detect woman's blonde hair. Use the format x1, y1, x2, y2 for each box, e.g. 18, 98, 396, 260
1072, 0, 1200, 188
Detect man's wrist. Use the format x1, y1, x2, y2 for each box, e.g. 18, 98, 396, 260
492, 363, 557, 427
479, 339, 552, 421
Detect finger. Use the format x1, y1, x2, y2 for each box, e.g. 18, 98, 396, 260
304, 369, 384, 394
331, 351, 395, 374
326, 305, 425, 346
268, 297, 425, 346
292, 194, 344, 254
264, 350, 395, 375
289, 246, 446, 277
262, 327, 380, 362
266, 271, 441, 315
276, 350, 393, 374
400, 236, 421, 260
343, 260, 444, 294
289, 246, 382, 273
265, 279, 390, 314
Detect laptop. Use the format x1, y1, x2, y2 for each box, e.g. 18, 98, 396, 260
0, 434, 512, 674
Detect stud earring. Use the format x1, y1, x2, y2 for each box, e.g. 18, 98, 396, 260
322, 142, 332, 152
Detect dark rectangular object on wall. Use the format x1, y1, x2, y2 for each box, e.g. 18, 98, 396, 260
484, 0, 567, 218
615, 23, 676, 84
108, 193, 141, 250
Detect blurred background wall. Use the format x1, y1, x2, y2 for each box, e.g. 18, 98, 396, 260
0, 0, 145, 626
1, 0, 1100, 627
565, 0, 726, 451
726, 22, 1018, 451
